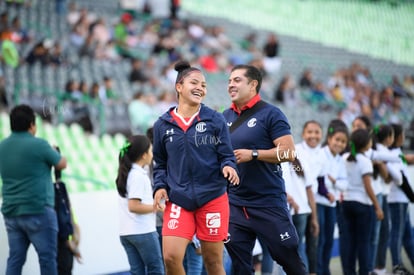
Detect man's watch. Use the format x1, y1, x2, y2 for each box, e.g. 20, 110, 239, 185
252, 149, 258, 160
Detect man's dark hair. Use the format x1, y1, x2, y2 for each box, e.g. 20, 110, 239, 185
231, 64, 262, 93
10, 104, 35, 132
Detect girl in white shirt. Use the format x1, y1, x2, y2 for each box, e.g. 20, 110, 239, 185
115, 135, 164, 275
342, 129, 383, 275
387, 124, 414, 274
315, 122, 349, 275
294, 120, 323, 275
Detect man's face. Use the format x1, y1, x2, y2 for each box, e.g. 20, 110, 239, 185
228, 69, 256, 106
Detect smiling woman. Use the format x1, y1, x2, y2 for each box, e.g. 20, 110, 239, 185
152, 60, 239, 275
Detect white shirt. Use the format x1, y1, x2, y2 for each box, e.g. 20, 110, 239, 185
295, 141, 322, 195
388, 148, 409, 204
343, 152, 374, 205
119, 163, 156, 236
283, 161, 312, 215
372, 143, 396, 195
314, 146, 348, 207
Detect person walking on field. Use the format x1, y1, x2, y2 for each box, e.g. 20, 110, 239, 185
222, 64, 306, 275
152, 60, 239, 275
0, 104, 67, 275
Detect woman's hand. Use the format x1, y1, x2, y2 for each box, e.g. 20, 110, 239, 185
153, 188, 168, 211
222, 166, 240, 185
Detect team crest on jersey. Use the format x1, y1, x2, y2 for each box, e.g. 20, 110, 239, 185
195, 122, 207, 133
247, 118, 257, 128
167, 219, 179, 230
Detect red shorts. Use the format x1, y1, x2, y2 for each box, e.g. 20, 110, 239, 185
162, 193, 229, 242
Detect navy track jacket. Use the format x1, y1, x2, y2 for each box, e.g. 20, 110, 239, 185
153, 104, 237, 211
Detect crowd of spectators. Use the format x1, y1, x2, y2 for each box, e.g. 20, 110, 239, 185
0, 0, 413, 146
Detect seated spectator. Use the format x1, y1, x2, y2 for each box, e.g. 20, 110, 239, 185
274, 74, 300, 107
78, 33, 97, 58
89, 82, 101, 103
95, 40, 121, 62
114, 12, 137, 59
308, 81, 332, 110
403, 75, 414, 98
129, 58, 148, 83
25, 40, 50, 66
128, 91, 158, 134
49, 42, 67, 66
239, 32, 258, 52
298, 68, 314, 89
90, 17, 111, 49
262, 32, 281, 74
98, 76, 117, 104
10, 16, 32, 43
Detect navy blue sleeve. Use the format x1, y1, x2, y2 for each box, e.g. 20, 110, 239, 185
268, 107, 292, 141
214, 112, 237, 172
152, 120, 169, 195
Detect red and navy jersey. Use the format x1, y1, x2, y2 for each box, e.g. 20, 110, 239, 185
153, 104, 237, 211
223, 101, 292, 208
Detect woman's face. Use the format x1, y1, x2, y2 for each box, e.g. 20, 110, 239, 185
302, 122, 323, 148
176, 71, 207, 106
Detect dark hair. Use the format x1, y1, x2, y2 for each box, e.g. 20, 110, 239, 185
371, 124, 393, 179
353, 115, 372, 131
390, 123, 403, 149
115, 135, 151, 197
302, 120, 322, 133
372, 124, 394, 148
175, 60, 201, 84
323, 119, 348, 147
10, 104, 36, 132
146, 127, 154, 144
231, 64, 262, 93
347, 128, 371, 162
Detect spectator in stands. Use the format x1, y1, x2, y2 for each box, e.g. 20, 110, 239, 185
98, 76, 117, 104
203, 25, 232, 52
78, 33, 96, 58
129, 58, 149, 84
403, 75, 414, 98
25, 40, 50, 66
239, 32, 258, 52
299, 68, 314, 90
114, 12, 137, 59
90, 17, 111, 49
128, 92, 157, 135
0, 104, 67, 275
170, 0, 180, 19
155, 90, 177, 114
49, 42, 67, 66
274, 74, 300, 107
309, 81, 332, 110
63, 79, 82, 102
0, 11, 9, 34
383, 94, 410, 126
96, 39, 121, 62
262, 32, 281, 74
89, 82, 101, 103
10, 16, 32, 43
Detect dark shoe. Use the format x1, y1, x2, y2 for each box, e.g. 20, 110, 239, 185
392, 264, 413, 275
